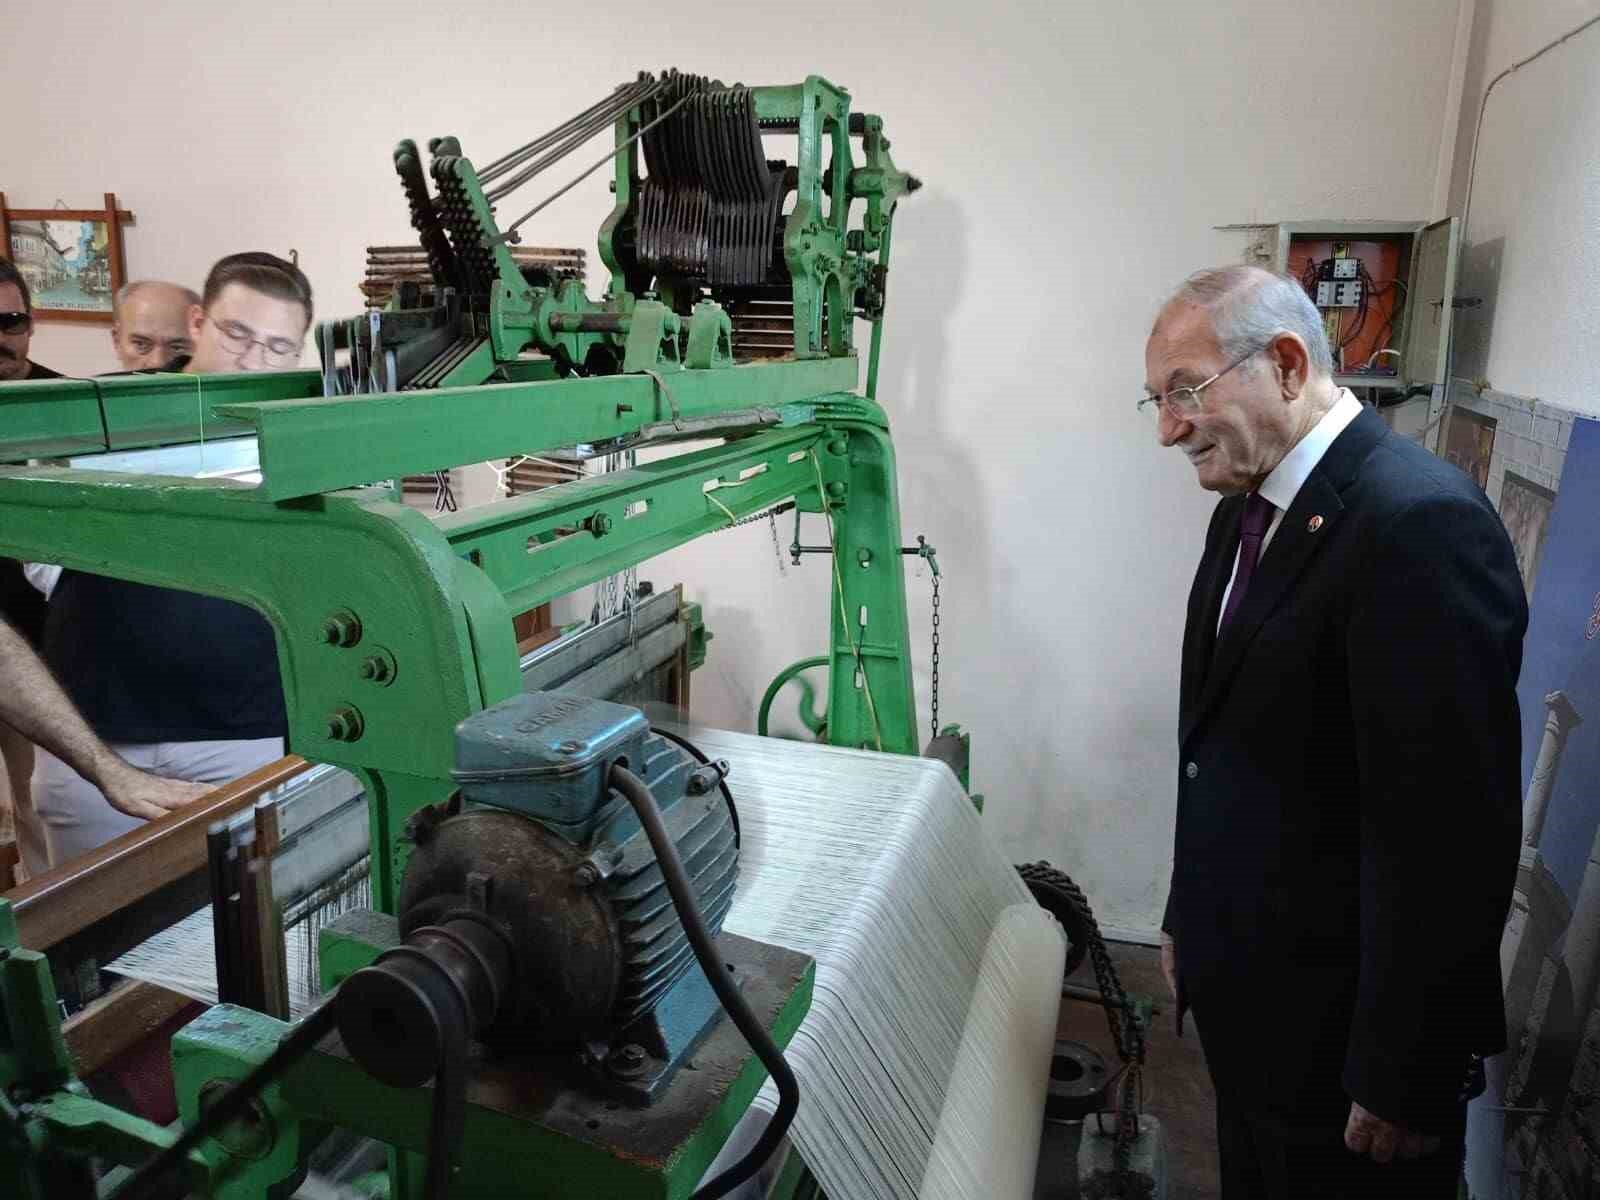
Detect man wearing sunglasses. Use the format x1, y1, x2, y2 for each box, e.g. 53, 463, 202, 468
1146, 266, 1525, 1198
0, 258, 60, 381
24, 252, 313, 874
0, 259, 61, 875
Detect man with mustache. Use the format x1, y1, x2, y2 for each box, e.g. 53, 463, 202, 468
0, 258, 61, 873
0, 258, 59, 380
111, 280, 200, 372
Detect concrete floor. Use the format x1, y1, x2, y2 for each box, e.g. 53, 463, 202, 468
1055, 941, 1219, 1200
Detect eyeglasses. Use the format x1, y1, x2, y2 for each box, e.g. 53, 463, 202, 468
1137, 347, 1262, 422
207, 316, 301, 366
0, 311, 32, 336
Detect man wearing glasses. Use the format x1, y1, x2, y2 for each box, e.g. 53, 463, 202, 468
0, 258, 60, 381
1146, 266, 1525, 1197
0, 258, 62, 874
23, 252, 314, 873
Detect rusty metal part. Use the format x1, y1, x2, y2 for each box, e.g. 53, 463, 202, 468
398, 804, 623, 1051
360, 244, 586, 309
1043, 1039, 1114, 1123
336, 916, 514, 1088
309, 930, 813, 1173
5, 755, 310, 951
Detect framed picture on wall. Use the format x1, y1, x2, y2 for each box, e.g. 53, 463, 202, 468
0, 193, 133, 324
1500, 470, 1558, 601
1442, 405, 1498, 492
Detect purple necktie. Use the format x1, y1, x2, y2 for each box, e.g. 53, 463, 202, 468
1219, 493, 1275, 632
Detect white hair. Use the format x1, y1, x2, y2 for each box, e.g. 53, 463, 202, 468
1161, 265, 1333, 377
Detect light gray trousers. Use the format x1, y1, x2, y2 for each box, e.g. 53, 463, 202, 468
23, 737, 284, 875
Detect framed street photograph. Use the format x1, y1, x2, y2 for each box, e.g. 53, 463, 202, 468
0, 193, 133, 324
1500, 470, 1558, 601
1442, 404, 1498, 492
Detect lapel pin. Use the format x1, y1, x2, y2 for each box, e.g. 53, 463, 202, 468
1307, 515, 1324, 533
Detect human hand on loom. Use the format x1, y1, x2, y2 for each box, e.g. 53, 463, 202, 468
100, 762, 213, 821
1343, 1101, 1441, 1163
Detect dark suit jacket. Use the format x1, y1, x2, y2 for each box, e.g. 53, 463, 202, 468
1162, 406, 1526, 1133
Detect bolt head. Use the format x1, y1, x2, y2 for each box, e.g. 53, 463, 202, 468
559, 739, 585, 755
607, 1042, 650, 1078
326, 707, 364, 742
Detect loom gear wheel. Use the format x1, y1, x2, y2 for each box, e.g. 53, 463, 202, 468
1016, 861, 1092, 980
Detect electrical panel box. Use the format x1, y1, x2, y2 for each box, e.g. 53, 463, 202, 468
1265, 218, 1460, 397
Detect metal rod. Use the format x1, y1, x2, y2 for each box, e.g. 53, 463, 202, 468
548, 312, 630, 334
1449, 10, 1600, 407
500, 93, 694, 239
479, 78, 660, 184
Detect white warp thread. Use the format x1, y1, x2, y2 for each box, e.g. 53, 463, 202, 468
109, 729, 1056, 1200
917, 903, 1063, 1200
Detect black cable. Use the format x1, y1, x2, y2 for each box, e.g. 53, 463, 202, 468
650, 725, 739, 846
89, 379, 111, 451
112, 998, 341, 1200
609, 764, 799, 1200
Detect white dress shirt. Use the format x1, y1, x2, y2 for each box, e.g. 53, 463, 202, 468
1217, 388, 1363, 630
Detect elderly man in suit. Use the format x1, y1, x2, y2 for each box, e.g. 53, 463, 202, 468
1145, 265, 1525, 1198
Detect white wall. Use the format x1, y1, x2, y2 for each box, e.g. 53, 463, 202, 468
1444, 0, 1600, 412
7, 0, 1467, 937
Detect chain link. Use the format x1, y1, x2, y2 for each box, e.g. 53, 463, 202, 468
1084, 902, 1148, 1191
769, 510, 786, 576
929, 572, 941, 741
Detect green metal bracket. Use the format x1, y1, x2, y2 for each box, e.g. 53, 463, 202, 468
0, 370, 323, 464
436, 427, 824, 615
215, 356, 858, 501
621, 301, 682, 374
683, 303, 734, 371
0, 901, 72, 1095
681, 601, 710, 670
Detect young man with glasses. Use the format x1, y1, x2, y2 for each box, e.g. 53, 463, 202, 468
182, 252, 313, 373
23, 252, 314, 874
1145, 266, 1525, 1198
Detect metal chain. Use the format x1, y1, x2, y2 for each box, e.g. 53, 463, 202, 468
929, 572, 941, 741
1083, 908, 1148, 1191
715, 501, 794, 532
768, 510, 786, 576
709, 501, 793, 576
